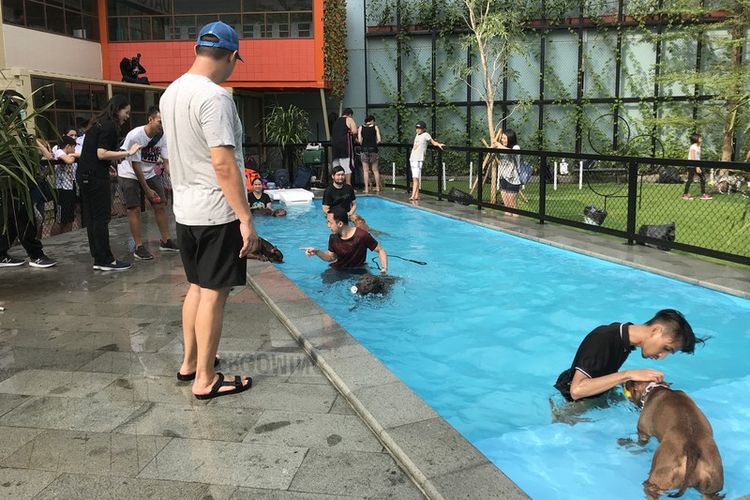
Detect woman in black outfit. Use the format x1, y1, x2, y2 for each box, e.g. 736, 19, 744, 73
77, 94, 141, 271
357, 115, 382, 193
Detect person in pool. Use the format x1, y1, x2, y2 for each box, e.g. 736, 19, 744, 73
247, 177, 272, 210
554, 309, 703, 403
304, 205, 387, 274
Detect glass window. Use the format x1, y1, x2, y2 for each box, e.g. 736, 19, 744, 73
174, 0, 238, 15
65, 0, 82, 11
242, 13, 264, 38
25, 1, 46, 29
291, 12, 312, 37
218, 13, 241, 34
80, 0, 95, 14
81, 13, 98, 39
196, 14, 219, 30
32, 78, 55, 109
73, 84, 92, 109
129, 16, 151, 40
46, 4, 66, 33
2, 0, 25, 24
109, 16, 127, 40
65, 9, 83, 36
152, 16, 170, 39
54, 81, 75, 109
91, 86, 106, 110
267, 13, 289, 38
173, 15, 196, 40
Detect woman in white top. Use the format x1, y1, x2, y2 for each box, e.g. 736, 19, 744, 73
494, 129, 522, 216
682, 133, 711, 200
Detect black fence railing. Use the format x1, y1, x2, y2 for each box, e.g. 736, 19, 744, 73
372, 143, 750, 266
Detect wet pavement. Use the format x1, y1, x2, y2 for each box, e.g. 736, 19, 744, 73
0, 214, 423, 499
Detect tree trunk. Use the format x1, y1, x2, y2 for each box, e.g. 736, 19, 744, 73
719, 21, 744, 174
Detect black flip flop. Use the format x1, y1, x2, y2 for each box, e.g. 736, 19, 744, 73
194, 372, 252, 400
176, 356, 220, 381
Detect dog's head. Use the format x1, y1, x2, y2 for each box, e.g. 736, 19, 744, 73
248, 237, 284, 263
273, 208, 287, 217
623, 380, 672, 408
351, 214, 367, 228
351, 274, 393, 295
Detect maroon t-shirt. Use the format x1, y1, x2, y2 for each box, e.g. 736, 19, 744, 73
328, 227, 378, 269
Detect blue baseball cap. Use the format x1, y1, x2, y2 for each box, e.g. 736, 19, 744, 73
196, 21, 243, 62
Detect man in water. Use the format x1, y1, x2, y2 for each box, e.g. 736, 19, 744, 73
304, 205, 386, 273
322, 166, 356, 216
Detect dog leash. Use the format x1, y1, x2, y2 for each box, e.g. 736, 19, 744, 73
371, 255, 427, 270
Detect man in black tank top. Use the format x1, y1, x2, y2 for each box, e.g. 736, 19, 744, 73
331, 108, 358, 185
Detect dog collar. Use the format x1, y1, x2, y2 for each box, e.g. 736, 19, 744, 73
638, 382, 670, 409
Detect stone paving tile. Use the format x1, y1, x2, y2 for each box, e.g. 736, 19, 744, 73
288, 449, 423, 499
0, 430, 170, 478
0, 346, 97, 372
137, 438, 307, 489
0, 394, 28, 418
207, 378, 337, 414
328, 394, 357, 416
76, 351, 183, 376
0, 467, 59, 499
0, 370, 120, 398
243, 410, 382, 452
0, 397, 143, 433
230, 488, 361, 499
352, 382, 438, 429
430, 463, 529, 500
157, 336, 266, 355
93, 375, 197, 405
34, 473, 237, 500
114, 402, 261, 442
323, 355, 399, 392
285, 359, 331, 386
0, 426, 44, 461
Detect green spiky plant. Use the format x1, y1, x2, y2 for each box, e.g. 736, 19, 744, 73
0, 87, 56, 235
261, 105, 310, 169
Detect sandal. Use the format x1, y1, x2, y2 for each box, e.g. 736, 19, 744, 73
194, 372, 252, 400
176, 356, 220, 381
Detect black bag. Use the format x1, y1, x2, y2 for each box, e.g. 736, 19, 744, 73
293, 165, 312, 189
274, 169, 290, 189
638, 223, 676, 251
583, 205, 607, 226
447, 187, 474, 206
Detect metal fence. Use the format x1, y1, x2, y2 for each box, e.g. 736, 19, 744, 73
374, 143, 750, 266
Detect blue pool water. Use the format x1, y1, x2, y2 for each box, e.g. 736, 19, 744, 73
254, 197, 750, 500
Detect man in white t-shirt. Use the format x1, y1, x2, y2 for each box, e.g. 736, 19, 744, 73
409, 120, 445, 201
160, 21, 259, 400
118, 106, 178, 260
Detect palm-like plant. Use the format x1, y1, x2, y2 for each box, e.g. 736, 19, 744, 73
0, 88, 56, 234
261, 105, 310, 170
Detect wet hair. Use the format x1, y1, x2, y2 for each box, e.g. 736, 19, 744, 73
147, 106, 160, 118
329, 205, 349, 225
60, 135, 76, 147
331, 165, 345, 176
690, 132, 702, 144
503, 129, 518, 148
365, 115, 375, 123
85, 94, 130, 132
646, 309, 703, 354
342, 108, 353, 117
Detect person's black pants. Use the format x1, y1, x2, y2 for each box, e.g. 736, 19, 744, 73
683, 168, 706, 195
0, 198, 44, 259
79, 175, 115, 265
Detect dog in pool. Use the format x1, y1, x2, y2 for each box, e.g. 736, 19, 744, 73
620, 380, 724, 500
247, 237, 284, 263
350, 273, 397, 296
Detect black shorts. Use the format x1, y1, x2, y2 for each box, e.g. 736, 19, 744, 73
55, 189, 77, 224
500, 178, 521, 193
176, 220, 247, 289
119, 177, 166, 209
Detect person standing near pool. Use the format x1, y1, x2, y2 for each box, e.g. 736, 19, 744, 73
682, 133, 711, 200
304, 205, 387, 274
358, 115, 382, 193
554, 309, 702, 402
322, 166, 357, 215
494, 128, 522, 216
160, 21, 259, 400
410, 121, 445, 201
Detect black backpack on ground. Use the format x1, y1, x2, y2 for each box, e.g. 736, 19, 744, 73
638, 223, 676, 251
274, 169, 290, 189
293, 165, 312, 189
447, 187, 474, 206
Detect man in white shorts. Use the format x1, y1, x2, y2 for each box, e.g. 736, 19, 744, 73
409, 120, 445, 200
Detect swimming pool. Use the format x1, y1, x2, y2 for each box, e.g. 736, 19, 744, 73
253, 197, 750, 500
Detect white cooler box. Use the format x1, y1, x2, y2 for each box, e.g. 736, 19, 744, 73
265, 188, 314, 204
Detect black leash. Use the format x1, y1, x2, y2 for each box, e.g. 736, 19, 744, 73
371, 255, 427, 270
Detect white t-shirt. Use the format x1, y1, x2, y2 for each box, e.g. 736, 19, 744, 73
118, 125, 168, 180
410, 132, 432, 162
160, 73, 244, 226
688, 143, 701, 161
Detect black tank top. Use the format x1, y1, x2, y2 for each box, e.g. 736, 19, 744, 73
331, 117, 352, 159
360, 125, 378, 152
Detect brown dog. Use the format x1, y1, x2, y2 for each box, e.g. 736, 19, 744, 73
247, 237, 283, 263
350, 214, 370, 232
622, 380, 724, 500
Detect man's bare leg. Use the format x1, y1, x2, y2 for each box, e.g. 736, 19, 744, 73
178, 284, 201, 375
152, 204, 171, 242
127, 207, 143, 247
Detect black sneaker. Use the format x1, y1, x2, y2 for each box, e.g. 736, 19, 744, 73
134, 245, 154, 260
159, 239, 180, 252
0, 255, 25, 267
28, 255, 57, 268
94, 260, 132, 271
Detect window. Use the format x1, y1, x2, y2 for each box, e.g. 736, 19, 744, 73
1, 0, 99, 40
107, 0, 314, 41
31, 77, 106, 139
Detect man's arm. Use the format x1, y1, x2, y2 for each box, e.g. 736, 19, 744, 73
210, 145, 259, 257
132, 162, 158, 201
57, 153, 76, 165
430, 138, 445, 149
304, 247, 336, 262
374, 243, 387, 274
348, 199, 357, 216
347, 117, 358, 136
162, 159, 170, 175
569, 367, 665, 401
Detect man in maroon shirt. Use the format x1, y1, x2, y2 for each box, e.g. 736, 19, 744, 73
305, 205, 388, 272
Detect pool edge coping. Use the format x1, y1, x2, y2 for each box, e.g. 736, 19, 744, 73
246, 260, 529, 500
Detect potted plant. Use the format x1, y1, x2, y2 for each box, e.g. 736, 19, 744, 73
261, 105, 310, 182
1, 88, 56, 237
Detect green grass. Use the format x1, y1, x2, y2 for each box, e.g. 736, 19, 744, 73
393, 178, 750, 258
